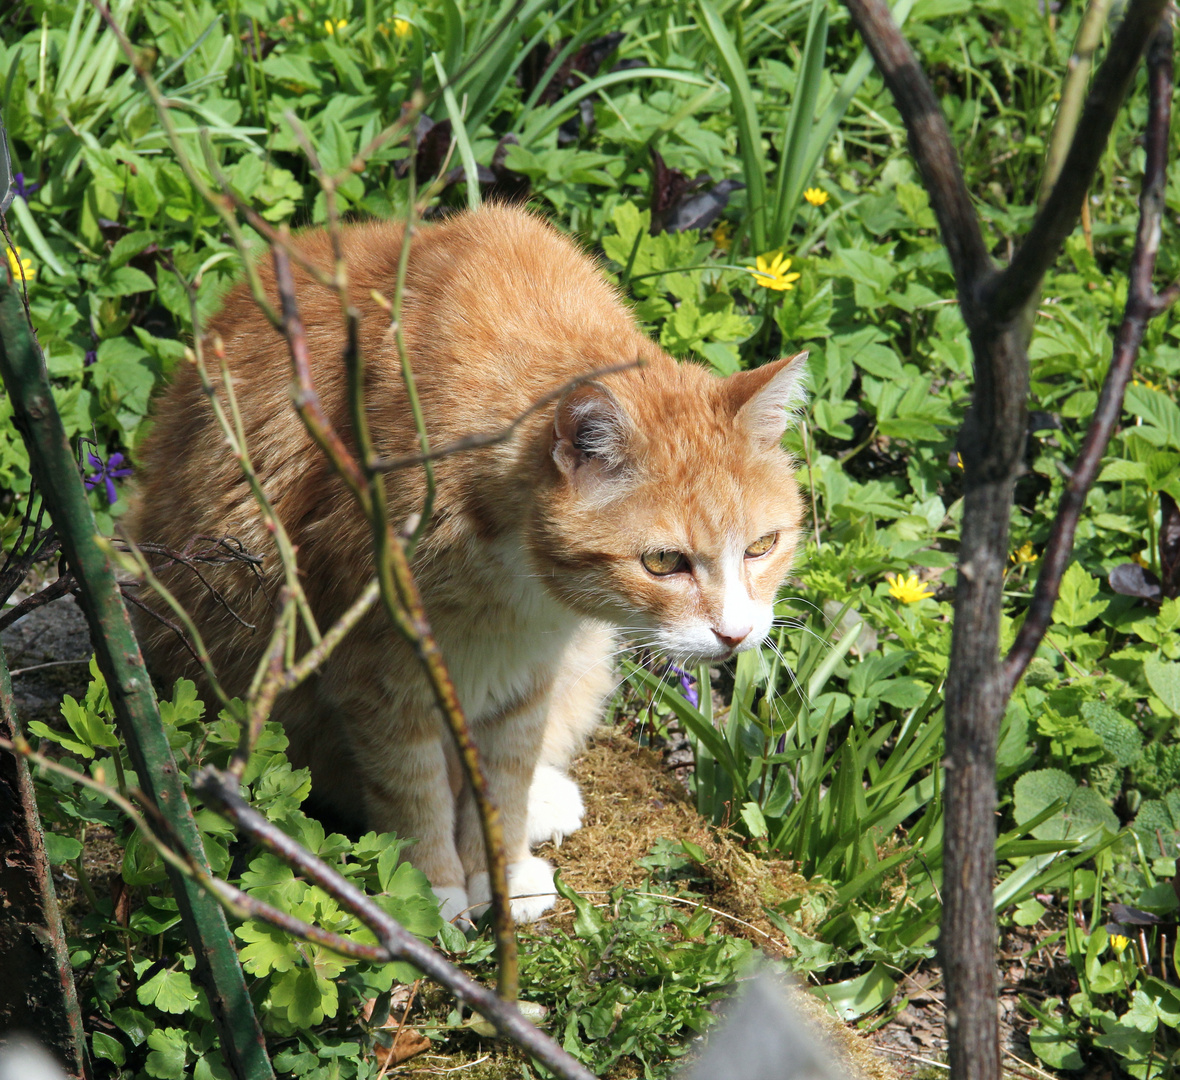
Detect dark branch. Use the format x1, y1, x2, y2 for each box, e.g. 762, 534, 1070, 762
988, 0, 1171, 322
842, 0, 995, 310
194, 768, 597, 1080
272, 245, 368, 496
1002, 20, 1176, 695
369, 360, 643, 473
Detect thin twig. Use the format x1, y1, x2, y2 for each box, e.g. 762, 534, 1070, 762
1003, 20, 1176, 695
369, 360, 644, 473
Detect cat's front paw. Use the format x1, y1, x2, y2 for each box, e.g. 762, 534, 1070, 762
432, 885, 472, 926
526, 765, 585, 848
467, 857, 558, 923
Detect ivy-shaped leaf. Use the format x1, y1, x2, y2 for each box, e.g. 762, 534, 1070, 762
137, 968, 198, 1015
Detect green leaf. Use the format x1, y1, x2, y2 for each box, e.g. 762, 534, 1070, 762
1029, 1025, 1084, 1070
144, 1028, 189, 1080
812, 962, 896, 1021
236, 920, 300, 975
1081, 702, 1142, 766
269, 966, 338, 1028
43, 832, 82, 864
96, 265, 155, 297
1013, 769, 1119, 845
137, 967, 199, 1014
1145, 656, 1180, 715
1052, 563, 1106, 628
92, 1031, 126, 1066
739, 801, 768, 839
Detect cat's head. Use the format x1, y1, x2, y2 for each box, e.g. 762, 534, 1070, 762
533, 352, 808, 665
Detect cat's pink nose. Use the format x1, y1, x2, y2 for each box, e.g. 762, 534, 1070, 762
714, 626, 752, 650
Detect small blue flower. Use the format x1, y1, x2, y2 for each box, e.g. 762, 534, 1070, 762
85, 451, 132, 504
84, 349, 97, 366
669, 664, 699, 708
13, 173, 39, 199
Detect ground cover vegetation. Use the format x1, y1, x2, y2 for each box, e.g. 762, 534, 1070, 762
2, 0, 1180, 1075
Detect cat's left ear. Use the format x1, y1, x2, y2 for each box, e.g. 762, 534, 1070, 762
729, 351, 809, 447
552, 381, 636, 491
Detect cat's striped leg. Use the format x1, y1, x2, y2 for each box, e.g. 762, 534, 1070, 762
346, 701, 470, 922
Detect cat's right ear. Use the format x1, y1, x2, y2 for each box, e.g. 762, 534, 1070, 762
552, 382, 635, 491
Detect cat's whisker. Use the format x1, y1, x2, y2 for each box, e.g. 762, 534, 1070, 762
760, 636, 810, 716
775, 595, 833, 624
771, 619, 834, 651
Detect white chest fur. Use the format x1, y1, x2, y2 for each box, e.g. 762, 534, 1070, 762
430, 536, 581, 723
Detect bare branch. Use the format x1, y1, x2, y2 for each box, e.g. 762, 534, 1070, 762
272, 245, 368, 498
988, 0, 1170, 323
1003, 19, 1177, 695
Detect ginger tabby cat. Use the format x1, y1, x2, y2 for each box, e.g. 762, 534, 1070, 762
127, 205, 807, 922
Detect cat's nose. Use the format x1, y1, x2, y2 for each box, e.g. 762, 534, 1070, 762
713, 625, 752, 650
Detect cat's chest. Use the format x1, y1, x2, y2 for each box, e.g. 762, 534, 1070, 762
428, 537, 579, 721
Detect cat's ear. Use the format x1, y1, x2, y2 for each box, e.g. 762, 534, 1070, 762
729, 351, 809, 447
552, 382, 635, 490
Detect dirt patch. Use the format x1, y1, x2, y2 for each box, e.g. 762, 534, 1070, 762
543, 727, 899, 1080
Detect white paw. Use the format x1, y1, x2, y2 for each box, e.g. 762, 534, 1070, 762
526, 765, 585, 848
467, 857, 557, 923
432, 885, 472, 925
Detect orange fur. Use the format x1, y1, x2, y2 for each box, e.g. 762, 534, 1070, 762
127, 205, 806, 921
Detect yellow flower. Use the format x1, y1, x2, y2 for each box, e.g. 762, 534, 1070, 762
712, 220, 732, 253
393, 17, 412, 37
6, 246, 35, 281
747, 251, 801, 292
885, 572, 935, 604
1134, 377, 1162, 392
803, 187, 829, 207
324, 18, 347, 34
1110, 933, 1131, 953
1010, 541, 1036, 565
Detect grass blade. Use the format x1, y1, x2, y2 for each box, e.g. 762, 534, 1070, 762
431, 54, 482, 211
696, 0, 767, 253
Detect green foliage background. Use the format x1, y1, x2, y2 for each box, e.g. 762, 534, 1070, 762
4, 0, 1180, 1075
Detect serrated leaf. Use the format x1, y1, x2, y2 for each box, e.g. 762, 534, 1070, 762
144, 1028, 189, 1080
236, 920, 300, 975
1052, 563, 1106, 628
137, 968, 198, 1014
270, 966, 338, 1028
1081, 702, 1142, 766
1013, 769, 1118, 845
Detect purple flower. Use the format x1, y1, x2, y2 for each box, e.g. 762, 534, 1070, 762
84, 349, 97, 366
669, 664, 699, 709
13, 173, 39, 199
84, 451, 132, 504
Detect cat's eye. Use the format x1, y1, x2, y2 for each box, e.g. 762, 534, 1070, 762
745, 532, 777, 558
641, 550, 688, 576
